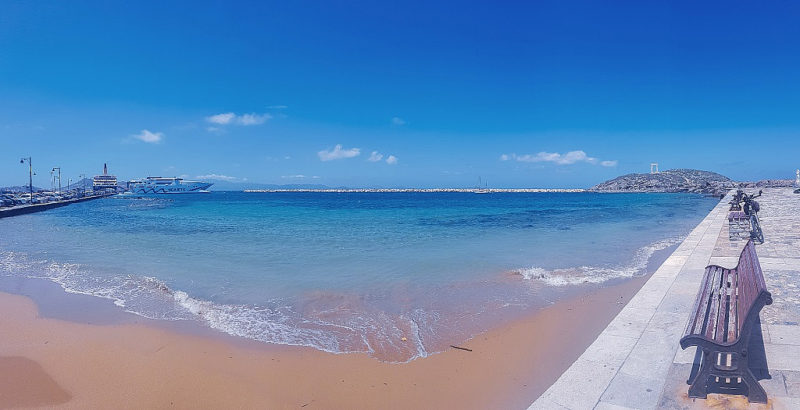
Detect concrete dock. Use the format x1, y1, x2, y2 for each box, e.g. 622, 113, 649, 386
0, 194, 108, 218
530, 188, 800, 410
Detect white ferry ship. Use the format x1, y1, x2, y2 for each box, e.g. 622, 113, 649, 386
126, 177, 213, 194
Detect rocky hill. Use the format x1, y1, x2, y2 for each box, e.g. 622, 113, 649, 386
591, 169, 734, 196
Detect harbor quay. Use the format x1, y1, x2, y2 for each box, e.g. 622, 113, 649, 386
530, 187, 800, 409
0, 163, 118, 218
0, 194, 109, 219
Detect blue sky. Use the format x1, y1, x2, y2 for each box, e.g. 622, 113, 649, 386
2, 1, 799, 188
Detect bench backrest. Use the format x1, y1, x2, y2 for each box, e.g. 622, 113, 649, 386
735, 240, 770, 338
683, 240, 771, 345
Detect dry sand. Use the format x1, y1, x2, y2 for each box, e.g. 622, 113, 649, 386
0, 275, 647, 409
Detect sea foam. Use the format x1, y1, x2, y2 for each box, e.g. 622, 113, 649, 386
0, 249, 434, 362
515, 237, 682, 286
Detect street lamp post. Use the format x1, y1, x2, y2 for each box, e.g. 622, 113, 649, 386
51, 167, 61, 194
19, 157, 33, 202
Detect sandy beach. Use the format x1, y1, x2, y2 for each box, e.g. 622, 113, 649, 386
0, 272, 649, 409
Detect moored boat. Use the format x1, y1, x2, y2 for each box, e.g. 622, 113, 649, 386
126, 177, 212, 194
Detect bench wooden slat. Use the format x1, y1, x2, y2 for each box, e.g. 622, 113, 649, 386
718, 270, 735, 343
705, 267, 723, 340
685, 265, 716, 336
727, 268, 739, 343
695, 265, 718, 336
713, 270, 729, 343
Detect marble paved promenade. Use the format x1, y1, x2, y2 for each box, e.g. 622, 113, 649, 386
530, 188, 800, 410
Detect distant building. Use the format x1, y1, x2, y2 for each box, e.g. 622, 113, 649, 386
93, 163, 118, 193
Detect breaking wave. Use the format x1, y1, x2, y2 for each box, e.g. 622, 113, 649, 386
514, 237, 682, 286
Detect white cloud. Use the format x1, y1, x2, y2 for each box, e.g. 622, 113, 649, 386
196, 174, 238, 181
206, 113, 235, 125
368, 151, 384, 162
391, 117, 406, 126
205, 112, 271, 126
238, 113, 271, 125
385, 155, 398, 165
267, 105, 288, 109
318, 144, 361, 161
133, 129, 163, 144
501, 150, 616, 167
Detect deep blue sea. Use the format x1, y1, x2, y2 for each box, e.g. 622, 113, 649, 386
0, 192, 718, 361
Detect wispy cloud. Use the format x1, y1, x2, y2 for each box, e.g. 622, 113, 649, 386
238, 113, 271, 125
196, 174, 238, 181
518, 151, 596, 165
281, 174, 320, 179
267, 105, 288, 109
368, 151, 384, 162
385, 155, 398, 165
206, 112, 272, 126
391, 117, 406, 126
318, 144, 361, 161
133, 129, 163, 144
500, 150, 616, 166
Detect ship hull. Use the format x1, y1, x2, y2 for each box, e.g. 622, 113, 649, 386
129, 182, 213, 194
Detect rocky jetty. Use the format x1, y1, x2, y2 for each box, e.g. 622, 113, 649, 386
591, 169, 734, 196
739, 179, 795, 188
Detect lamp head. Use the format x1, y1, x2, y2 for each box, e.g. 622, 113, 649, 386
20, 159, 24, 164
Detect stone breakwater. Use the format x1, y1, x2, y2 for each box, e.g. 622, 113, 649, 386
242, 169, 793, 196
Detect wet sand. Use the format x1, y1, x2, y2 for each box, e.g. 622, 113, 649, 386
0, 272, 649, 409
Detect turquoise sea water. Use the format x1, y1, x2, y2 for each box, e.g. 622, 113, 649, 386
0, 192, 718, 361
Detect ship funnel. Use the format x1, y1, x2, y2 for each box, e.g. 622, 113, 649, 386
103, 163, 108, 175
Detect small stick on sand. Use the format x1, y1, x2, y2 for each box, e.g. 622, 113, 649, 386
450, 345, 472, 352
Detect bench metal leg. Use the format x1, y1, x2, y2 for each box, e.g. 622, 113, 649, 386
742, 367, 768, 403
688, 349, 768, 404
688, 348, 713, 399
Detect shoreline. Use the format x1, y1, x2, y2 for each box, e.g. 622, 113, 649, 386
0, 238, 677, 359
0, 268, 654, 409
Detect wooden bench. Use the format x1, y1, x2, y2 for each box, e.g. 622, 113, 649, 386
728, 211, 750, 240
680, 239, 772, 403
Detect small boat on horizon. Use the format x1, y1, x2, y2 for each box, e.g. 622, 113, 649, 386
475, 177, 491, 194
125, 177, 213, 194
